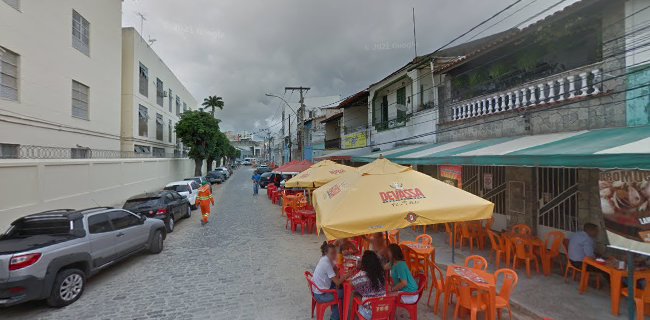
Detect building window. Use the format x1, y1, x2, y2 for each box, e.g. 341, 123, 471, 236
537, 168, 579, 232
156, 78, 164, 107
2, 0, 20, 10
138, 105, 148, 137
134, 145, 150, 155
139, 63, 148, 97
155, 113, 163, 140
72, 10, 90, 56
71, 80, 89, 120
71, 147, 90, 159
183, 102, 187, 113
168, 89, 172, 113
396, 87, 407, 119
0, 143, 19, 159
168, 120, 173, 143
175, 96, 180, 115
152, 147, 165, 158
0, 46, 19, 101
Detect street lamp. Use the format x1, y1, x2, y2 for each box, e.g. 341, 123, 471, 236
266, 93, 299, 162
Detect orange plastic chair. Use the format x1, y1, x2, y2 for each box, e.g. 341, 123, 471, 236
511, 236, 539, 278
416, 234, 433, 246
427, 262, 446, 314
562, 241, 601, 288
452, 276, 488, 320
396, 274, 427, 320
464, 255, 488, 271
305, 271, 341, 320
495, 268, 518, 320
352, 295, 397, 320
620, 273, 650, 320
444, 223, 458, 247
388, 230, 400, 244
512, 224, 532, 235
458, 222, 480, 252
401, 245, 426, 277
541, 231, 565, 276
487, 230, 506, 268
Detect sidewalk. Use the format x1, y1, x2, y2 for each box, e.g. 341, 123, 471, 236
398, 227, 629, 320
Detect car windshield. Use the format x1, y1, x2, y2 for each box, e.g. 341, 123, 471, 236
7, 217, 71, 237
261, 172, 272, 178
124, 198, 162, 210
164, 185, 190, 193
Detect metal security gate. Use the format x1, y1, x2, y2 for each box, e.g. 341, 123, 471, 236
537, 168, 578, 232
462, 166, 506, 214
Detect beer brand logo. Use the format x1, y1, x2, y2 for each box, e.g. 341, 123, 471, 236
327, 184, 342, 199
329, 169, 345, 175
379, 186, 425, 203
390, 182, 404, 190
405, 212, 418, 223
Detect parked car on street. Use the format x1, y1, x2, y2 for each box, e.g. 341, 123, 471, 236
258, 172, 274, 188
0, 207, 166, 308
123, 191, 191, 233
213, 167, 230, 179
206, 171, 225, 184
241, 160, 252, 166
184, 176, 209, 186
255, 166, 272, 175
164, 180, 200, 209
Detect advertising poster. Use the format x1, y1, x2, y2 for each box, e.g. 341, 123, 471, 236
342, 131, 367, 149
599, 170, 650, 255
439, 165, 462, 189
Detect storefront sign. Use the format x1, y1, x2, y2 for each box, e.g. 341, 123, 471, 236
483, 173, 493, 190
440, 165, 462, 189
599, 170, 650, 255
342, 131, 367, 149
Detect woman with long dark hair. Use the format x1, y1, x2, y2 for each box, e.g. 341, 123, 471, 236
350, 250, 386, 319
386, 243, 418, 304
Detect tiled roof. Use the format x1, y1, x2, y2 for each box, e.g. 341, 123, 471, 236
321, 112, 343, 123
337, 90, 369, 109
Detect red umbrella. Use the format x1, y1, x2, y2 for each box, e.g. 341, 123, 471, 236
273, 160, 312, 173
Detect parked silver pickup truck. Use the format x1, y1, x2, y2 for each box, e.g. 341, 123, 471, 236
0, 207, 166, 308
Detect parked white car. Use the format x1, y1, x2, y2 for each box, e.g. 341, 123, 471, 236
163, 180, 200, 209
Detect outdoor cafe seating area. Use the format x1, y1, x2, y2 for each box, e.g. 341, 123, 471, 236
263, 158, 649, 319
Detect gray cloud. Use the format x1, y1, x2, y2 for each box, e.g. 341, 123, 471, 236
122, 0, 577, 132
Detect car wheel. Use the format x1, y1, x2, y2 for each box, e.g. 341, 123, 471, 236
47, 268, 85, 307
166, 215, 175, 233
149, 229, 164, 254
184, 205, 191, 218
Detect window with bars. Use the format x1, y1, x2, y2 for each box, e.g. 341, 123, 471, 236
537, 167, 579, 232
152, 147, 165, 158
396, 87, 407, 119
2, 0, 20, 10
175, 96, 180, 115
168, 120, 173, 143
0, 47, 19, 101
0, 143, 19, 159
156, 78, 163, 106
155, 113, 163, 140
168, 89, 172, 113
461, 166, 507, 214
139, 63, 148, 97
134, 145, 150, 154
72, 10, 90, 56
71, 80, 89, 120
138, 105, 148, 137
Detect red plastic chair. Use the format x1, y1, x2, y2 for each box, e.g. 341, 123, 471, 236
353, 295, 397, 320
304, 271, 341, 320
396, 274, 427, 320
285, 207, 294, 230
292, 212, 307, 235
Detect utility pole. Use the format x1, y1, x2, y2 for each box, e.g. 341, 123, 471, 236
284, 86, 310, 161
287, 116, 292, 162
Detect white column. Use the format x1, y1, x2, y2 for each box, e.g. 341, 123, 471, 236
520, 88, 527, 107
592, 69, 601, 95
513, 90, 520, 108
504, 93, 510, 111
486, 97, 492, 114
462, 104, 467, 119
480, 99, 486, 115
557, 78, 565, 102
547, 81, 555, 103
579, 72, 589, 97
470, 102, 476, 117
452, 107, 457, 120
529, 86, 537, 106
567, 75, 576, 99
538, 83, 546, 105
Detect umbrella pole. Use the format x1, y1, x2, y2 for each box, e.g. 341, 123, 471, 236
451, 222, 456, 264
385, 231, 389, 247
627, 251, 635, 320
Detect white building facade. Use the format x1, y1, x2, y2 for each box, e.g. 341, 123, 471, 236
121, 27, 197, 157
0, 0, 123, 156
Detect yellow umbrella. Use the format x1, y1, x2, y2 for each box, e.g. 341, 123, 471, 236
313, 158, 494, 240
284, 160, 355, 188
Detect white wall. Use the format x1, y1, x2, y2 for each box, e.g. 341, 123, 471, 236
0, 158, 196, 230
0, 0, 123, 150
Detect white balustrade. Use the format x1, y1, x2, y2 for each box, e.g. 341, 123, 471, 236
538, 84, 546, 105
579, 72, 589, 97
547, 81, 555, 103
529, 86, 537, 106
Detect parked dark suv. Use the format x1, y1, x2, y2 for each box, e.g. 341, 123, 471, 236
123, 191, 191, 233
258, 172, 274, 188
206, 171, 225, 184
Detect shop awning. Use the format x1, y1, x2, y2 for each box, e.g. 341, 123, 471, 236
315, 146, 373, 161
353, 126, 650, 170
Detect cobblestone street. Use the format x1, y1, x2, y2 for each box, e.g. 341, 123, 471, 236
3, 168, 322, 320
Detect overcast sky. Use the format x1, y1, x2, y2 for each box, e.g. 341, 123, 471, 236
122, 0, 579, 133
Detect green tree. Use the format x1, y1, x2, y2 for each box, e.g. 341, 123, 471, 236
206, 131, 230, 172
175, 110, 221, 176
201, 96, 224, 117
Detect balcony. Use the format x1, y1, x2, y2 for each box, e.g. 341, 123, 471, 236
449, 63, 603, 122
325, 138, 341, 150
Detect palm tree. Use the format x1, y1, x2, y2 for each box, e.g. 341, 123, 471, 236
201, 96, 224, 116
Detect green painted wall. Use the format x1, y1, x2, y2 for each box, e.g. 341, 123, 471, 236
626, 64, 650, 127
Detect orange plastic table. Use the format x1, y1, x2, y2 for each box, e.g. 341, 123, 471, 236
579, 257, 650, 316
442, 265, 497, 320
501, 232, 543, 266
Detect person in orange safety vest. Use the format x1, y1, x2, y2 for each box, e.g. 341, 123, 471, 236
198, 182, 214, 225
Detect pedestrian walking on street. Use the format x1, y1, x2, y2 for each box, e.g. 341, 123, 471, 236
198, 182, 214, 225
252, 172, 261, 195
